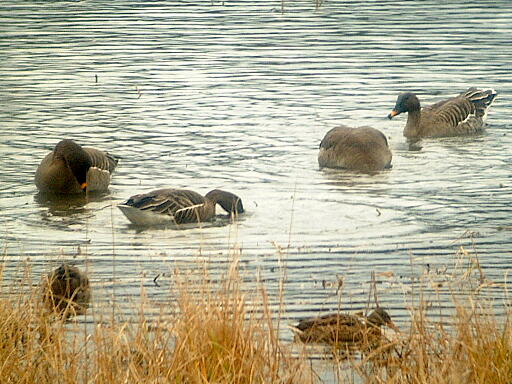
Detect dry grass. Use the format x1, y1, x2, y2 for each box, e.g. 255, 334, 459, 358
349, 290, 512, 383
90, 253, 314, 384
315, 246, 512, 383
369, 298, 512, 384
0, 249, 511, 384
0, 253, 314, 384
0, 274, 84, 383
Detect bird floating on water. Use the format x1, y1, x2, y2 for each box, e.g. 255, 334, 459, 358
388, 87, 497, 139
35, 139, 118, 194
118, 188, 244, 226
318, 125, 392, 172
291, 308, 399, 346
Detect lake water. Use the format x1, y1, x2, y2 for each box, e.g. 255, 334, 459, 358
1, 0, 511, 369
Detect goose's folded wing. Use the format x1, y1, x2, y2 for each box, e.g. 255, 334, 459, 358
84, 147, 118, 173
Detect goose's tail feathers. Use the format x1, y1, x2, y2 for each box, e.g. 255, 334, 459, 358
462, 87, 497, 118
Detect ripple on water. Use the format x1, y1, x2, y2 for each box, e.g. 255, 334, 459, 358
1, 0, 511, 356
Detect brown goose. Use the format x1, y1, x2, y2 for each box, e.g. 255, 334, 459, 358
388, 87, 497, 139
42, 264, 91, 318
118, 188, 244, 226
35, 139, 118, 194
291, 308, 398, 345
318, 125, 392, 172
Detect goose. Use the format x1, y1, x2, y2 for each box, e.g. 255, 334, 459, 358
42, 264, 91, 318
291, 308, 398, 345
318, 125, 392, 172
388, 87, 497, 139
118, 188, 244, 226
35, 139, 118, 194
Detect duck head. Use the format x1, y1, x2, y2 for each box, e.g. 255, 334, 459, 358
367, 308, 399, 332
388, 92, 420, 119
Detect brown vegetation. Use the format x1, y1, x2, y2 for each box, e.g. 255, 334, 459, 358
0, 255, 313, 384
355, 298, 512, 384
0, 249, 510, 384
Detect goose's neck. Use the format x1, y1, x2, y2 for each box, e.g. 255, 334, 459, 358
205, 189, 243, 215
404, 109, 422, 138
204, 191, 223, 217
205, 190, 223, 204
202, 198, 216, 213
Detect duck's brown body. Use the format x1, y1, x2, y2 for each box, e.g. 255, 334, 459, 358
318, 126, 392, 172
42, 264, 91, 318
388, 88, 497, 139
293, 308, 398, 345
35, 139, 117, 194
118, 188, 244, 226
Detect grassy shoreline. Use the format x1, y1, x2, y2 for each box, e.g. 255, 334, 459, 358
0, 247, 511, 384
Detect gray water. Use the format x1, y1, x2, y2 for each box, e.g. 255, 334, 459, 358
1, 0, 511, 355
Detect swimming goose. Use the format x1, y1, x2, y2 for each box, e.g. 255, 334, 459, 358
42, 264, 91, 318
291, 308, 398, 345
388, 87, 497, 139
118, 188, 244, 226
35, 139, 118, 194
318, 125, 392, 172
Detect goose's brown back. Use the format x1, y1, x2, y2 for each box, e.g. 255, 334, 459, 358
124, 188, 214, 224
318, 126, 392, 172
419, 96, 480, 137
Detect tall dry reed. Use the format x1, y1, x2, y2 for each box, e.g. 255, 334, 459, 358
0, 253, 314, 384
0, 247, 511, 384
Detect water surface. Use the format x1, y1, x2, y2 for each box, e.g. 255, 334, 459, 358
1, 0, 511, 357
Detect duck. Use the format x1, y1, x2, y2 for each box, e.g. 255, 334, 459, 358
35, 139, 118, 194
118, 188, 244, 226
291, 308, 399, 345
42, 264, 91, 318
318, 125, 392, 172
388, 87, 497, 139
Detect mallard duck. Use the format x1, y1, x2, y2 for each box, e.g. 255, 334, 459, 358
42, 264, 91, 318
388, 87, 497, 139
291, 308, 398, 345
118, 188, 244, 226
318, 126, 392, 172
35, 139, 118, 194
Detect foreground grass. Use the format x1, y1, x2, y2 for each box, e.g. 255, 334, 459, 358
350, 297, 512, 384
0, 256, 313, 384
0, 251, 511, 384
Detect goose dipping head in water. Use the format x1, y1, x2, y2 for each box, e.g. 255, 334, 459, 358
118, 188, 244, 226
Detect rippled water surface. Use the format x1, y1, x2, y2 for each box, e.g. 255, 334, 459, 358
1, 0, 511, 366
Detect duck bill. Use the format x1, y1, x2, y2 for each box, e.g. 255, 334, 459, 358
387, 320, 400, 333
387, 110, 399, 119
